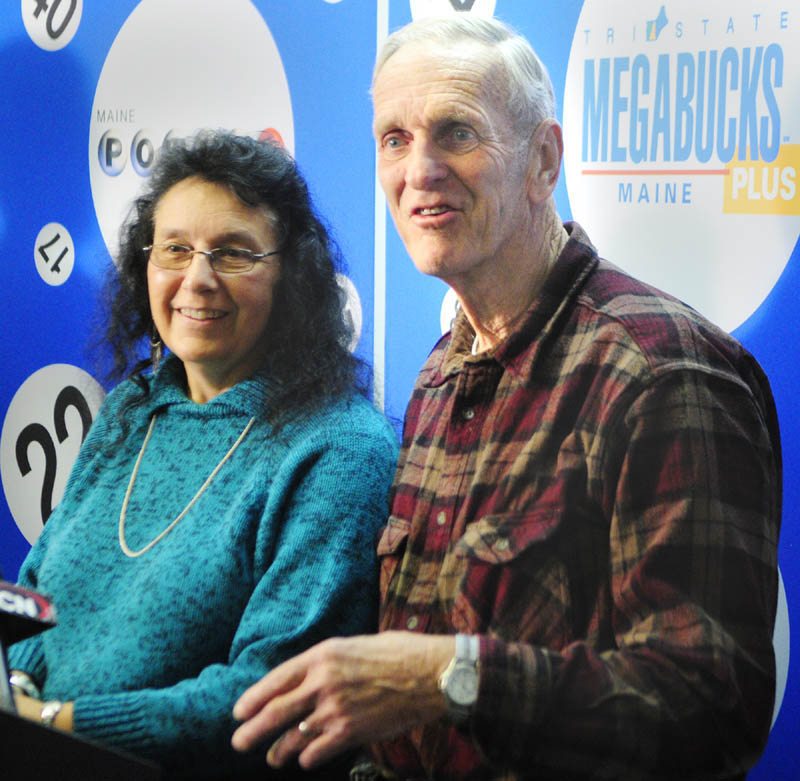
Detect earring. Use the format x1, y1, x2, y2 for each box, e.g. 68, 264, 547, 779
150, 328, 163, 371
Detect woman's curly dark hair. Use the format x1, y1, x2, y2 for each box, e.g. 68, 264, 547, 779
100, 129, 369, 424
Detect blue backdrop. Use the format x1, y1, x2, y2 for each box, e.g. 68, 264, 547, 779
1, 2, 795, 777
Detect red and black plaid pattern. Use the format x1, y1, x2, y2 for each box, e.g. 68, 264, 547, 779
373, 223, 782, 780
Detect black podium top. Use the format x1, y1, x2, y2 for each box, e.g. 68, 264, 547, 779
0, 709, 161, 780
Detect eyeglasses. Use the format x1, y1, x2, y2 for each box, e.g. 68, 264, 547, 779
144, 243, 280, 274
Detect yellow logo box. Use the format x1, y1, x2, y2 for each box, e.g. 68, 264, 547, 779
724, 144, 800, 215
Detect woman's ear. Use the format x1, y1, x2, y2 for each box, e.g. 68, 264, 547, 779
525, 118, 563, 205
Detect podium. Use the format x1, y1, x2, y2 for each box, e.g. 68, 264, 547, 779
0, 580, 161, 778
1, 708, 161, 779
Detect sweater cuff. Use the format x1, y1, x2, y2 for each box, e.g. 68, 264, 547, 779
7, 638, 47, 688
72, 692, 153, 754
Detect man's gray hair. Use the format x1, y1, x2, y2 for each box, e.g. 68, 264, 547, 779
373, 15, 556, 134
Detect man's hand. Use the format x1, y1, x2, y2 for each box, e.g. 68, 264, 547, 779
231, 631, 455, 770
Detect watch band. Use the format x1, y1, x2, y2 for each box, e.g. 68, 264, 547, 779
457, 632, 479, 665
40, 700, 63, 728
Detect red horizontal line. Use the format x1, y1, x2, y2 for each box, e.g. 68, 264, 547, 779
581, 169, 730, 176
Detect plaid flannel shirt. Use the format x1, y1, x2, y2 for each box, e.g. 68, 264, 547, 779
372, 223, 782, 780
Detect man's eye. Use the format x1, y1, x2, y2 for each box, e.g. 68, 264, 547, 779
442, 125, 479, 151
164, 244, 189, 254
382, 134, 407, 153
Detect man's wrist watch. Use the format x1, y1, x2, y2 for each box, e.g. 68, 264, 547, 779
438, 633, 480, 724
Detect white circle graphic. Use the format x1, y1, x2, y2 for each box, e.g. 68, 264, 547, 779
337, 274, 363, 353
440, 287, 460, 334
89, 0, 295, 260
1, 365, 105, 545
410, 0, 496, 21
33, 222, 75, 286
563, 1, 799, 331
772, 567, 790, 728
21, 0, 83, 51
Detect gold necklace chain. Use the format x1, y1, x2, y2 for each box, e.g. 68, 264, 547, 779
118, 413, 256, 558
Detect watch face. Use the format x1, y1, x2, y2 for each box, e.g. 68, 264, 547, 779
449, 665, 479, 706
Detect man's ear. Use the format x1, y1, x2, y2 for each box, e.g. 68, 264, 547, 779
525, 118, 563, 205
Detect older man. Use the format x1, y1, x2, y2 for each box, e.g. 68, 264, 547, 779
232, 16, 781, 780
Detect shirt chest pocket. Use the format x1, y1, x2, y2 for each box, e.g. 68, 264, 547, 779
377, 516, 412, 599
448, 511, 573, 648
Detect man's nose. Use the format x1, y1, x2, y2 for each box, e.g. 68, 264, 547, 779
405, 137, 448, 189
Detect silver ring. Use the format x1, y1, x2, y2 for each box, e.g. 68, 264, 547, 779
298, 720, 310, 734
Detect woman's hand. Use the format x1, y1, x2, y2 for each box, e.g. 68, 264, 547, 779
12, 691, 74, 731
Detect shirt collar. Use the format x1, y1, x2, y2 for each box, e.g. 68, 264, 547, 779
426, 222, 599, 386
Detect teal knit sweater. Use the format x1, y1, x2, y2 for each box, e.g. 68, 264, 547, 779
9, 356, 398, 777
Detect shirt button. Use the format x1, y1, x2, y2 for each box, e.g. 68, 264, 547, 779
462, 407, 475, 420
407, 616, 419, 630
436, 511, 447, 526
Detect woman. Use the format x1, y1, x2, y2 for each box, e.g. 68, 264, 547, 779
8, 130, 398, 778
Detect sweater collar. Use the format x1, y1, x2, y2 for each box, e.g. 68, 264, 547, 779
147, 354, 277, 418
